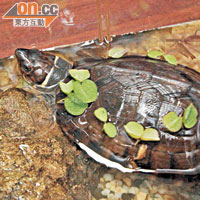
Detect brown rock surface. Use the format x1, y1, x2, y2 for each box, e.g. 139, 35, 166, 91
0, 88, 103, 200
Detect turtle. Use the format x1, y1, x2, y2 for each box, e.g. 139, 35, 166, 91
15, 48, 200, 175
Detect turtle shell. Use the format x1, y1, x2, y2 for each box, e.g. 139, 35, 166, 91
56, 56, 200, 175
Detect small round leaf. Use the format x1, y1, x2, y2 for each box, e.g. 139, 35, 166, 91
141, 128, 160, 141
183, 103, 198, 129
94, 107, 108, 122
163, 54, 177, 65
108, 47, 127, 58
103, 123, 117, 138
162, 112, 182, 132
124, 121, 144, 139
147, 50, 163, 59
68, 92, 86, 105
64, 93, 88, 116
74, 80, 98, 103
69, 69, 90, 82
59, 80, 74, 95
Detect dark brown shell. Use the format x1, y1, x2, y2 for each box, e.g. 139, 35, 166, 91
56, 56, 200, 175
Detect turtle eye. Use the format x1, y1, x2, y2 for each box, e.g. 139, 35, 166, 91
22, 65, 32, 73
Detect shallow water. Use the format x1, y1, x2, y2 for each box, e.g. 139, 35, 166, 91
0, 21, 200, 200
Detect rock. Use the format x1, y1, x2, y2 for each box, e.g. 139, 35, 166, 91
122, 193, 135, 200
98, 183, 104, 189
93, 188, 104, 199
116, 180, 123, 187
0, 88, 103, 200
153, 194, 164, 200
115, 186, 126, 194
136, 191, 148, 200
122, 177, 132, 187
129, 187, 138, 194
133, 178, 144, 187
107, 193, 118, 200
103, 173, 114, 182
101, 188, 111, 196
163, 194, 176, 200
108, 180, 117, 192
122, 185, 129, 193
115, 171, 123, 180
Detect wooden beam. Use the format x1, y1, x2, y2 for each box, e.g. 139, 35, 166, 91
0, 0, 200, 58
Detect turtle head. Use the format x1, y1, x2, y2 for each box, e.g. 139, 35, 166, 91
15, 48, 72, 89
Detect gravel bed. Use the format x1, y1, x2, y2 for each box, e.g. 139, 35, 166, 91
91, 169, 200, 200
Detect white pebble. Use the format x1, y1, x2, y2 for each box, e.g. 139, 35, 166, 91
97, 183, 104, 189
105, 182, 111, 189
103, 173, 114, 182
109, 180, 117, 192
139, 187, 149, 194
136, 191, 148, 200
115, 192, 122, 199
152, 185, 158, 193
122, 185, 130, 193
154, 194, 164, 200
116, 180, 123, 187
129, 187, 138, 194
122, 185, 129, 193
159, 188, 167, 195
107, 193, 117, 200
158, 185, 168, 195
100, 178, 105, 183
101, 188, 110, 196
115, 186, 125, 194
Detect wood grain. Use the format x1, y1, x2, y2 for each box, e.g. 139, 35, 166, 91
0, 0, 200, 58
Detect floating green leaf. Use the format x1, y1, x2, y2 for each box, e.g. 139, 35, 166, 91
69, 69, 90, 82
74, 80, 98, 103
103, 123, 117, 138
141, 128, 160, 141
163, 54, 177, 65
147, 50, 163, 59
59, 80, 74, 95
162, 112, 182, 132
124, 121, 144, 139
94, 107, 108, 122
68, 93, 84, 105
183, 103, 198, 129
64, 93, 88, 116
108, 46, 127, 58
